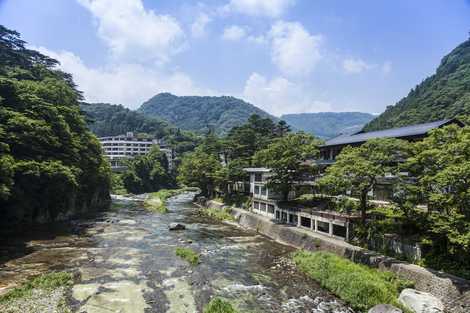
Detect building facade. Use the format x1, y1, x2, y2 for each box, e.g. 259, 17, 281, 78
244, 167, 355, 240
243, 119, 464, 240
99, 132, 173, 171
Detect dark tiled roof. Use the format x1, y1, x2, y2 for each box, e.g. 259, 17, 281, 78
322, 119, 458, 147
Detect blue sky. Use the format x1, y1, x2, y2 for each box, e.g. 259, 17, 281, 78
1, 0, 469, 116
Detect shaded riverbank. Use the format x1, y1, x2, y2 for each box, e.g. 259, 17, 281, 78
1, 192, 353, 312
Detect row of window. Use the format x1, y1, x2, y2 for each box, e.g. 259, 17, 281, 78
254, 185, 268, 196
101, 143, 153, 147
253, 201, 275, 214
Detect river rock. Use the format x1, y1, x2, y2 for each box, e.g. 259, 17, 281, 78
398, 289, 444, 313
368, 304, 402, 313
168, 223, 186, 231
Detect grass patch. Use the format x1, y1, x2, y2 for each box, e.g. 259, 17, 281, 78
0, 272, 73, 303
175, 247, 200, 266
144, 188, 193, 213
200, 207, 234, 222
203, 298, 238, 313
292, 251, 413, 312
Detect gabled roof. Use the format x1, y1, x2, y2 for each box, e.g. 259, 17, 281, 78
322, 119, 462, 147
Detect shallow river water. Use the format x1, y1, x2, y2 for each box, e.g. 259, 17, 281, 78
0, 193, 354, 313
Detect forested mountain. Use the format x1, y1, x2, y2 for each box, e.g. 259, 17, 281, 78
364, 38, 470, 131
138, 93, 277, 135
281, 112, 375, 139
0, 25, 110, 226
81, 102, 201, 154
80, 102, 172, 138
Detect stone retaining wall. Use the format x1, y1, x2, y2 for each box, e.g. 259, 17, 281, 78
204, 200, 470, 313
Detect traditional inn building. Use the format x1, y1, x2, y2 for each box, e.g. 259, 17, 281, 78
243, 119, 463, 240
244, 167, 358, 241
318, 118, 464, 200
99, 132, 173, 171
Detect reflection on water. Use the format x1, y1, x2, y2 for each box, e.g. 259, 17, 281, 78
0, 193, 354, 313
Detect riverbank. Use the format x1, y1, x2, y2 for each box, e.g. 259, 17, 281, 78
202, 200, 470, 313
1, 192, 355, 313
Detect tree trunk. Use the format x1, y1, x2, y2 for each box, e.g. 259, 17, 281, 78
360, 190, 368, 224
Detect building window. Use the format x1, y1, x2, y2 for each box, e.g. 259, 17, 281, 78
254, 185, 261, 195
332, 224, 346, 238
267, 204, 275, 214
300, 216, 311, 228
261, 186, 267, 196
258, 202, 265, 212
254, 173, 263, 182
317, 221, 330, 233
289, 214, 298, 225
253, 201, 260, 210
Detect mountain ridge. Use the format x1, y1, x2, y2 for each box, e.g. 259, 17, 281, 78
138, 92, 277, 135
364, 38, 470, 131
281, 112, 375, 139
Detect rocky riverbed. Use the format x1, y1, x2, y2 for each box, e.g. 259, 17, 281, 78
0, 193, 354, 313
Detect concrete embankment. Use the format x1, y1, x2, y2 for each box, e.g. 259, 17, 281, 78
203, 200, 470, 313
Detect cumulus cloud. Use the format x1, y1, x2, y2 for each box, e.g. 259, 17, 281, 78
36, 47, 213, 109
269, 21, 323, 77
342, 58, 373, 74
382, 61, 392, 75
222, 25, 248, 41
77, 0, 185, 64
242, 72, 332, 116
191, 13, 212, 38
222, 0, 295, 18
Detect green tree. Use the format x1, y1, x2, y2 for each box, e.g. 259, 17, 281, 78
0, 25, 111, 225
177, 148, 223, 197
318, 138, 410, 222
121, 147, 173, 194
253, 132, 321, 200
405, 125, 470, 269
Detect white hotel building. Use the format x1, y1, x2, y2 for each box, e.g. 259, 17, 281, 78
99, 132, 173, 171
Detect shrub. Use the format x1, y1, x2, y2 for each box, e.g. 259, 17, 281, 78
200, 207, 234, 222
203, 298, 238, 313
292, 251, 413, 312
0, 272, 73, 303
175, 247, 200, 265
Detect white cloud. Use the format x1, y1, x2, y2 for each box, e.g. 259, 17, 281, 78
342, 58, 372, 74
222, 0, 295, 18
77, 0, 185, 64
242, 72, 332, 116
191, 13, 212, 38
382, 61, 392, 75
222, 25, 247, 41
36, 47, 213, 109
269, 21, 323, 77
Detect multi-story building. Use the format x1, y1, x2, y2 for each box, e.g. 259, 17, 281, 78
243, 119, 464, 240
99, 132, 173, 171
244, 167, 357, 240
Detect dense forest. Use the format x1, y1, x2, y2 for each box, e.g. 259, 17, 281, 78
364, 38, 470, 131
138, 92, 277, 135
281, 112, 375, 139
0, 25, 111, 226
81, 102, 201, 154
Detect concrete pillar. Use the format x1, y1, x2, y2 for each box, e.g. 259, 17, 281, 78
314, 218, 318, 232
329, 221, 333, 237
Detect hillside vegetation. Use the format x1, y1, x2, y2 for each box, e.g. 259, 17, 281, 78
81, 102, 201, 154
364, 38, 470, 131
138, 92, 277, 135
0, 25, 111, 226
282, 112, 375, 139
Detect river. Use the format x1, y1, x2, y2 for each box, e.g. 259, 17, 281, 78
0, 193, 353, 313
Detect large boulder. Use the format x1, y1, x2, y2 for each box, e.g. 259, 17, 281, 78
398, 289, 444, 313
368, 304, 402, 313
168, 223, 186, 231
